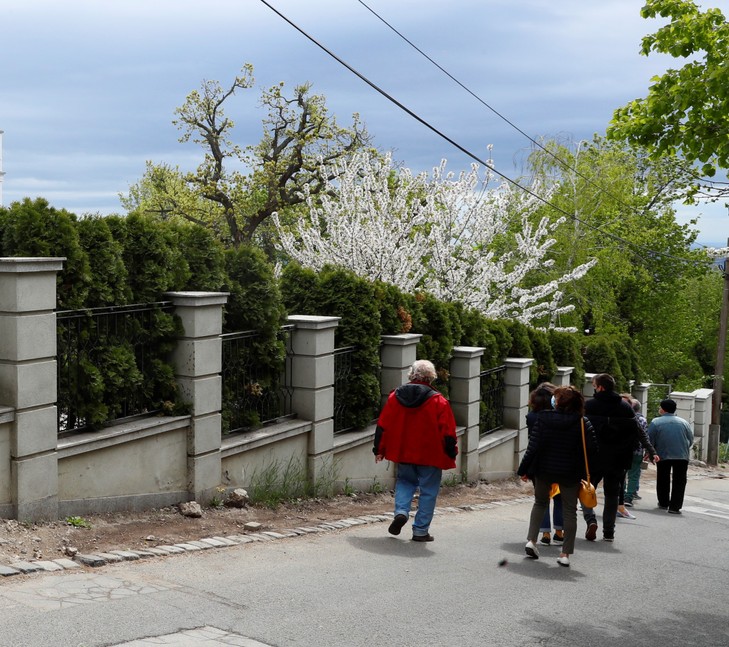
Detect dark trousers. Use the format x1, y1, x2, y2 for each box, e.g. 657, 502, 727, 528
582, 469, 621, 536
656, 459, 689, 512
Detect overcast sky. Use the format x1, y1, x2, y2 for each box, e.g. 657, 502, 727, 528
1, 0, 726, 246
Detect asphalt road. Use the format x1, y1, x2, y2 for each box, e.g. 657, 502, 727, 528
1, 473, 728, 647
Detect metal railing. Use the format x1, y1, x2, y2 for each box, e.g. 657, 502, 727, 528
220, 325, 295, 434
479, 365, 506, 436
56, 302, 175, 436
333, 345, 356, 433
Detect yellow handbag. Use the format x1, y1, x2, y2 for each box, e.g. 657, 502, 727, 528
578, 418, 597, 508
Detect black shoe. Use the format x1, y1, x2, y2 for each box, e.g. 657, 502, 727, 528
540, 533, 551, 545
603, 532, 614, 542
624, 500, 634, 508
412, 533, 434, 542
633, 494, 642, 500
668, 509, 682, 515
388, 514, 408, 535
658, 505, 669, 510
585, 522, 598, 541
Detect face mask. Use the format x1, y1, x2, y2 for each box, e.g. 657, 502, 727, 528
550, 395, 557, 409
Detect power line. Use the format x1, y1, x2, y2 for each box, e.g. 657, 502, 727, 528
357, 0, 723, 247
258, 0, 712, 269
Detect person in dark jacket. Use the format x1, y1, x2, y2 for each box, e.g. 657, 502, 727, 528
526, 383, 564, 546
518, 385, 598, 567
373, 359, 458, 542
582, 374, 658, 542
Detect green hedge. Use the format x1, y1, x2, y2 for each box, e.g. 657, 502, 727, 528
0, 198, 644, 432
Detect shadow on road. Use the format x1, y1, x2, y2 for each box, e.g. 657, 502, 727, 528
345, 535, 436, 558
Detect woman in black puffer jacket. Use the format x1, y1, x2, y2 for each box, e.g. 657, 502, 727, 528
518, 386, 599, 567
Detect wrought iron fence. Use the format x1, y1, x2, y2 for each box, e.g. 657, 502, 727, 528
221, 325, 295, 434
57, 302, 175, 436
333, 345, 356, 434
479, 365, 506, 436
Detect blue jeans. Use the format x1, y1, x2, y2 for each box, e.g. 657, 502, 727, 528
394, 463, 443, 536
539, 493, 563, 533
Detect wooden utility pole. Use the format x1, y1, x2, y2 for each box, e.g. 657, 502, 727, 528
709, 237, 729, 465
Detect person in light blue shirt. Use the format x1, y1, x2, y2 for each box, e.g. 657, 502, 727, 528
647, 398, 694, 514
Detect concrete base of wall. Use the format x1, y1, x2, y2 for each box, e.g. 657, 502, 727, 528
59, 490, 188, 517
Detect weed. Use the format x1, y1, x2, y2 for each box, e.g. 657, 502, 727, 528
248, 456, 340, 508
719, 442, 729, 464
343, 477, 356, 497
210, 485, 227, 509
369, 476, 384, 494
66, 516, 91, 528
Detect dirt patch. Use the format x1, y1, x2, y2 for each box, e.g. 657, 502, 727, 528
0, 464, 723, 565
0, 477, 532, 564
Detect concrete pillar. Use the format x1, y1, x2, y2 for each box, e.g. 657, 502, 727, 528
0, 257, 65, 520
380, 334, 422, 405
504, 358, 533, 466
450, 347, 485, 482
288, 315, 340, 484
631, 383, 650, 416
553, 366, 574, 387
582, 373, 596, 397
692, 388, 714, 462
166, 291, 228, 503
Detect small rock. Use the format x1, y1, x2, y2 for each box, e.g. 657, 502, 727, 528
243, 521, 263, 532
31, 536, 42, 543
224, 488, 250, 509
64, 546, 78, 557
145, 535, 156, 542
179, 501, 203, 518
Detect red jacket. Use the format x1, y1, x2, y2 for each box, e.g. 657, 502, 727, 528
373, 382, 458, 470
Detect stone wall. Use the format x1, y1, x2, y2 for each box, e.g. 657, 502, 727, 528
0, 257, 716, 521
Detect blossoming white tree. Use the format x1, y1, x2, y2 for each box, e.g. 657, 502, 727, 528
274, 152, 596, 329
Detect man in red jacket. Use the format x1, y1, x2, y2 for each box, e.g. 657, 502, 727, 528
373, 359, 458, 542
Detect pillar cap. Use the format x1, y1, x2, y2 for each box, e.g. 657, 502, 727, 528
0, 258, 65, 273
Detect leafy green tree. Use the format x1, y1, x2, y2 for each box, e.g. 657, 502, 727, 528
608, 0, 729, 199
104, 212, 189, 302
124, 64, 370, 248
0, 198, 91, 309
75, 216, 130, 307
526, 136, 707, 340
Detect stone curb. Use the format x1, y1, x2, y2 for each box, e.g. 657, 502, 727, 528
0, 497, 533, 578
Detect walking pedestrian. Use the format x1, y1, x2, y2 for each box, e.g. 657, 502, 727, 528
518, 385, 599, 567
373, 359, 458, 542
582, 374, 657, 542
526, 383, 564, 546
647, 398, 693, 514
623, 397, 654, 509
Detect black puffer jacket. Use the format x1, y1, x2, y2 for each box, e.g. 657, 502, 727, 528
518, 411, 599, 481
584, 391, 640, 472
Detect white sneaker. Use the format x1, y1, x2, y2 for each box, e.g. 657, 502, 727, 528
557, 555, 570, 567
525, 540, 539, 559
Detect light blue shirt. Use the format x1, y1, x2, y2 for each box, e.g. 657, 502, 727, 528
647, 413, 694, 461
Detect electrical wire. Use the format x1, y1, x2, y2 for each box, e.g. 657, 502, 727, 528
357, 0, 726, 254
258, 0, 715, 268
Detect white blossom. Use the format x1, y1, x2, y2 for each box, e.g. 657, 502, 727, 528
274, 152, 596, 328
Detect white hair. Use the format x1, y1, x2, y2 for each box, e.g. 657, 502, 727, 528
408, 359, 437, 383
